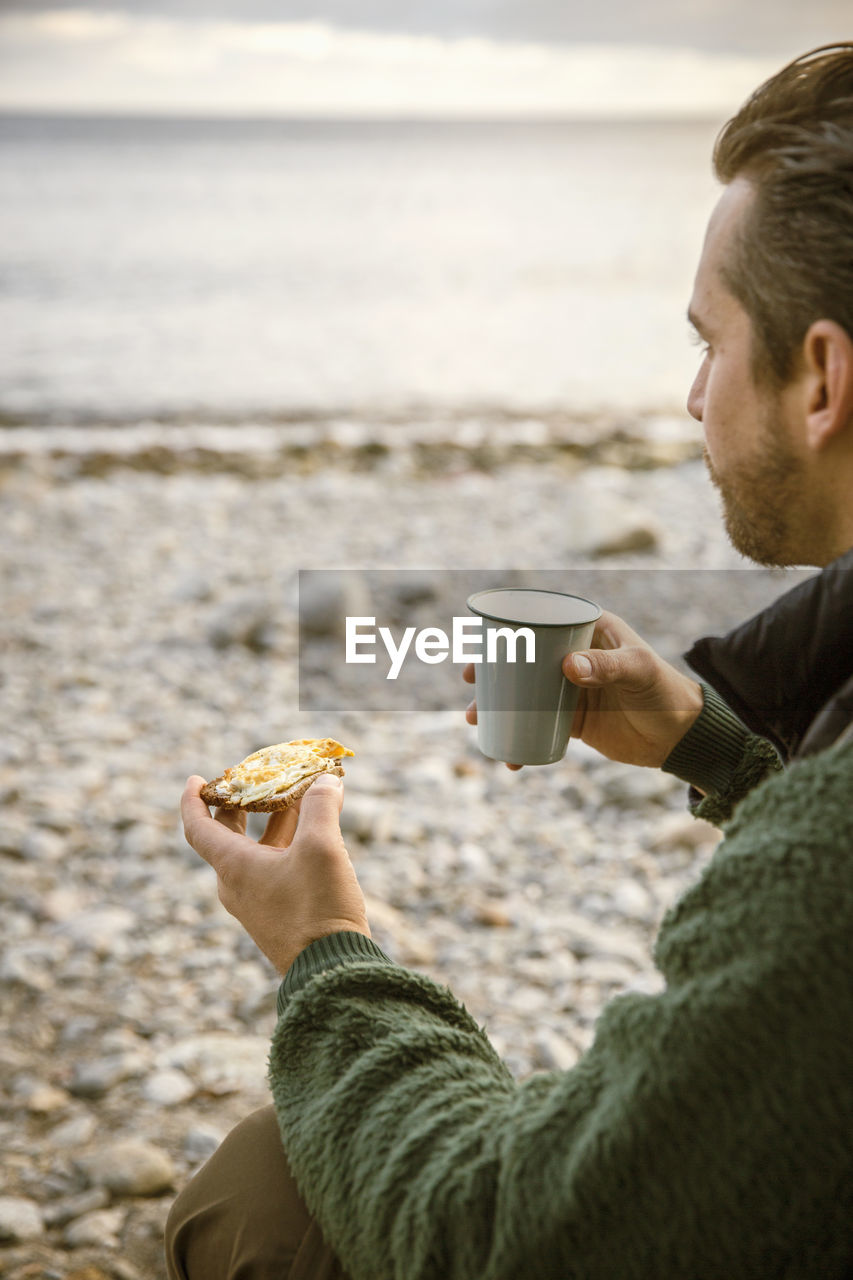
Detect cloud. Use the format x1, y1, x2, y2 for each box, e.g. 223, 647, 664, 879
1, 0, 850, 56
0, 10, 787, 117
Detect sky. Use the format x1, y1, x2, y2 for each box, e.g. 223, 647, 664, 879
0, 3, 850, 117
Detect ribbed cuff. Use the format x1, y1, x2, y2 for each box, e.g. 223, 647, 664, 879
661, 682, 752, 796
277, 931, 395, 1014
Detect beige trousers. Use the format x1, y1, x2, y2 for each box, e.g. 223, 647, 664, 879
165, 1105, 352, 1280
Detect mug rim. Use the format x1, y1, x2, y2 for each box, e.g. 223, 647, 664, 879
466, 587, 602, 628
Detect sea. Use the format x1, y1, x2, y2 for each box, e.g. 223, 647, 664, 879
0, 113, 724, 426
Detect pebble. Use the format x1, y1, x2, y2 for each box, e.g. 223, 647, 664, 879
298, 571, 373, 639
69, 1053, 149, 1100
0, 1196, 43, 1243
533, 1028, 581, 1073
23, 1083, 71, 1115
0, 425, 797, 1275
183, 1124, 226, 1164
650, 810, 721, 852
142, 1069, 197, 1107
48, 1113, 98, 1149
44, 1188, 111, 1229
76, 1141, 175, 1198
17, 828, 67, 863
58, 907, 137, 956
63, 1207, 126, 1249
339, 792, 394, 843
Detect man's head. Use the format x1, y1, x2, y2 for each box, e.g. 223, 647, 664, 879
687, 44, 853, 567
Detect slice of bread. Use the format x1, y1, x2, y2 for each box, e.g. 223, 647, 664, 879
200, 738, 352, 813
200, 760, 345, 812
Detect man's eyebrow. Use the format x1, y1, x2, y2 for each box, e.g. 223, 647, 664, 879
687, 307, 708, 337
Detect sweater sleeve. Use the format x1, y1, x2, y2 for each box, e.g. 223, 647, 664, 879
661, 682, 783, 826
268, 741, 853, 1280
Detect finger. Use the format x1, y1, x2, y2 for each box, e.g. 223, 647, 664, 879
563, 645, 656, 692
215, 807, 247, 835
465, 699, 478, 726
260, 804, 300, 848
462, 663, 476, 685
292, 774, 344, 851
589, 609, 646, 652
570, 691, 588, 739
181, 776, 243, 872
564, 651, 594, 682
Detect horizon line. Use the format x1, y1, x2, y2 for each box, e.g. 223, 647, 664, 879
0, 105, 727, 126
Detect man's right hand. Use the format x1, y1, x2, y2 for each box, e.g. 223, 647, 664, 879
463, 609, 703, 770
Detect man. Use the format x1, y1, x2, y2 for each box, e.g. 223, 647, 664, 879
167, 44, 853, 1280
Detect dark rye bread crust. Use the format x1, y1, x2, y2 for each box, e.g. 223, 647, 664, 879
200, 760, 346, 812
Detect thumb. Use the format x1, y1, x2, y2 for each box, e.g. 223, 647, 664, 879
293, 774, 345, 850
564, 646, 655, 692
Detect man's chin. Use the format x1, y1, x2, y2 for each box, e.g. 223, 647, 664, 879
703, 449, 796, 566
721, 512, 787, 566
701, 448, 799, 568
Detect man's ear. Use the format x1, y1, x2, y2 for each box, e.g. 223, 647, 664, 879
801, 319, 853, 451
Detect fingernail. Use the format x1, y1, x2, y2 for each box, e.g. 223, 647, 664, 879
571, 654, 593, 678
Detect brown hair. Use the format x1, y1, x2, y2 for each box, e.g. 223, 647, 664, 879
712, 43, 853, 385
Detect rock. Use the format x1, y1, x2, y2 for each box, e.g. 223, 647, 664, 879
551, 910, 650, 968
0, 945, 52, 992
533, 1028, 580, 1072
141, 1069, 196, 1107
76, 1140, 175, 1197
298, 570, 371, 639
474, 900, 514, 928
57, 906, 136, 956
24, 1082, 71, 1114
17, 827, 67, 862
62, 1268, 116, 1280
119, 822, 165, 859
184, 1123, 225, 1164
156, 1033, 271, 1094
390, 571, 439, 608
362, 895, 436, 967
0, 1195, 44, 1242
39, 886, 90, 923
63, 1205, 126, 1248
44, 1186, 111, 1228
600, 765, 679, 807
608, 879, 655, 923
69, 1052, 148, 1099
59, 1015, 101, 1046
339, 792, 393, 843
649, 811, 720, 852
171, 570, 214, 605
565, 484, 662, 558
207, 595, 280, 653
49, 1112, 98, 1148
581, 956, 639, 988
0, 818, 29, 858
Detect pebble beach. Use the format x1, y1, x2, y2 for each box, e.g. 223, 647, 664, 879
0, 411, 807, 1278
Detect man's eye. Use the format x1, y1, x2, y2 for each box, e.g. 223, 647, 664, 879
688, 330, 711, 358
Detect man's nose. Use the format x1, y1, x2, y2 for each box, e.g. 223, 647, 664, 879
687, 364, 706, 422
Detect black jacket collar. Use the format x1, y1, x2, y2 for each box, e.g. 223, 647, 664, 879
683, 546, 853, 762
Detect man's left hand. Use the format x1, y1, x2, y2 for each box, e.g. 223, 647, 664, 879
181, 774, 371, 976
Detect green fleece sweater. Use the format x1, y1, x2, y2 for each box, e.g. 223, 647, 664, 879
268, 689, 853, 1279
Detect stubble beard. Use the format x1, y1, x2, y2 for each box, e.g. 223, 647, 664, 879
701, 415, 807, 567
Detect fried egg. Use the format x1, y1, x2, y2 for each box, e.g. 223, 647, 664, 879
214, 738, 354, 807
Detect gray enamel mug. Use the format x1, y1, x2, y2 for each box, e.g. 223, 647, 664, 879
466, 588, 602, 766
